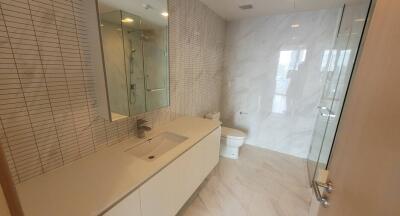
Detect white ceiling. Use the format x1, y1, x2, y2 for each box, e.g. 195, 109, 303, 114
198, 0, 366, 20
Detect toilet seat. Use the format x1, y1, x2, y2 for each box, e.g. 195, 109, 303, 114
221, 127, 246, 140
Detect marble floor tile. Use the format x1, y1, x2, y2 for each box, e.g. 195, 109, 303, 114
179, 145, 312, 216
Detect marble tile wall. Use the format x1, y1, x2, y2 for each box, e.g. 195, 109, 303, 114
0, 0, 225, 184
221, 9, 340, 158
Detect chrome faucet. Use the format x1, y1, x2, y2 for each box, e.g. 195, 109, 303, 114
137, 119, 152, 138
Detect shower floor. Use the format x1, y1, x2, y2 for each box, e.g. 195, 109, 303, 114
179, 145, 312, 216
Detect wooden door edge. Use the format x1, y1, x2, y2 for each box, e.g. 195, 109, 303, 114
0, 145, 24, 216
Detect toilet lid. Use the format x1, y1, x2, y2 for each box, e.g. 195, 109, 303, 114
221, 127, 246, 139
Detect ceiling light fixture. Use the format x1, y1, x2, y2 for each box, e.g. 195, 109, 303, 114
291, 24, 300, 28
161, 12, 168, 17
121, 17, 134, 23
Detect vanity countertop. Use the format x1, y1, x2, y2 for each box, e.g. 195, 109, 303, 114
16, 117, 220, 216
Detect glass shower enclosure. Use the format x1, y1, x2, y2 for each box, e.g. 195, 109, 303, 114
307, 0, 371, 187
121, 10, 169, 115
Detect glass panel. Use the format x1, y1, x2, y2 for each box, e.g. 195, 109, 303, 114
121, 12, 146, 115
141, 17, 169, 111
307, 1, 371, 183
100, 10, 130, 120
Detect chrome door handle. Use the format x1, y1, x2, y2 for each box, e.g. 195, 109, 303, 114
318, 106, 336, 118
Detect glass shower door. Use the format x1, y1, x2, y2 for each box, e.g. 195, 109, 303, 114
143, 27, 169, 111
121, 12, 147, 115
307, 1, 371, 184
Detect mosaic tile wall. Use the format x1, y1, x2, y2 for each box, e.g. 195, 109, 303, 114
169, 0, 226, 117
0, 0, 226, 184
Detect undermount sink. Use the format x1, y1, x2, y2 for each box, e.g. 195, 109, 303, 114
125, 132, 188, 161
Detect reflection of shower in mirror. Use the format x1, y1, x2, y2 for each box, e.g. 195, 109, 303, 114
128, 39, 137, 106
126, 29, 152, 108
98, 7, 169, 120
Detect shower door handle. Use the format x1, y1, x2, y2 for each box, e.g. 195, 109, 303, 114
318, 106, 336, 118
146, 88, 165, 92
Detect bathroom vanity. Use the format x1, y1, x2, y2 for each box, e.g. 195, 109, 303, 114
14, 0, 218, 215
16, 117, 221, 216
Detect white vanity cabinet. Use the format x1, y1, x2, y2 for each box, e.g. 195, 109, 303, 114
104, 127, 221, 216
139, 149, 187, 216
104, 190, 141, 216
140, 127, 221, 216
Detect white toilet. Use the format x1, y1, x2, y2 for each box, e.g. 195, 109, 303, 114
205, 112, 246, 159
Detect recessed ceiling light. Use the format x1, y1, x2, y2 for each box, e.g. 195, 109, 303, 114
121, 17, 134, 23
354, 18, 365, 22
161, 12, 168, 17
291, 24, 300, 28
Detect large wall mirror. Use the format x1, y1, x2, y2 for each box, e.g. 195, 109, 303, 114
97, 0, 169, 121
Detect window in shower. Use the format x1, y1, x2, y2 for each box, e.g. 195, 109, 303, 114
272, 49, 307, 114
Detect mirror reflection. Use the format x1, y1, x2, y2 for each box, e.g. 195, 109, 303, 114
98, 0, 169, 121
